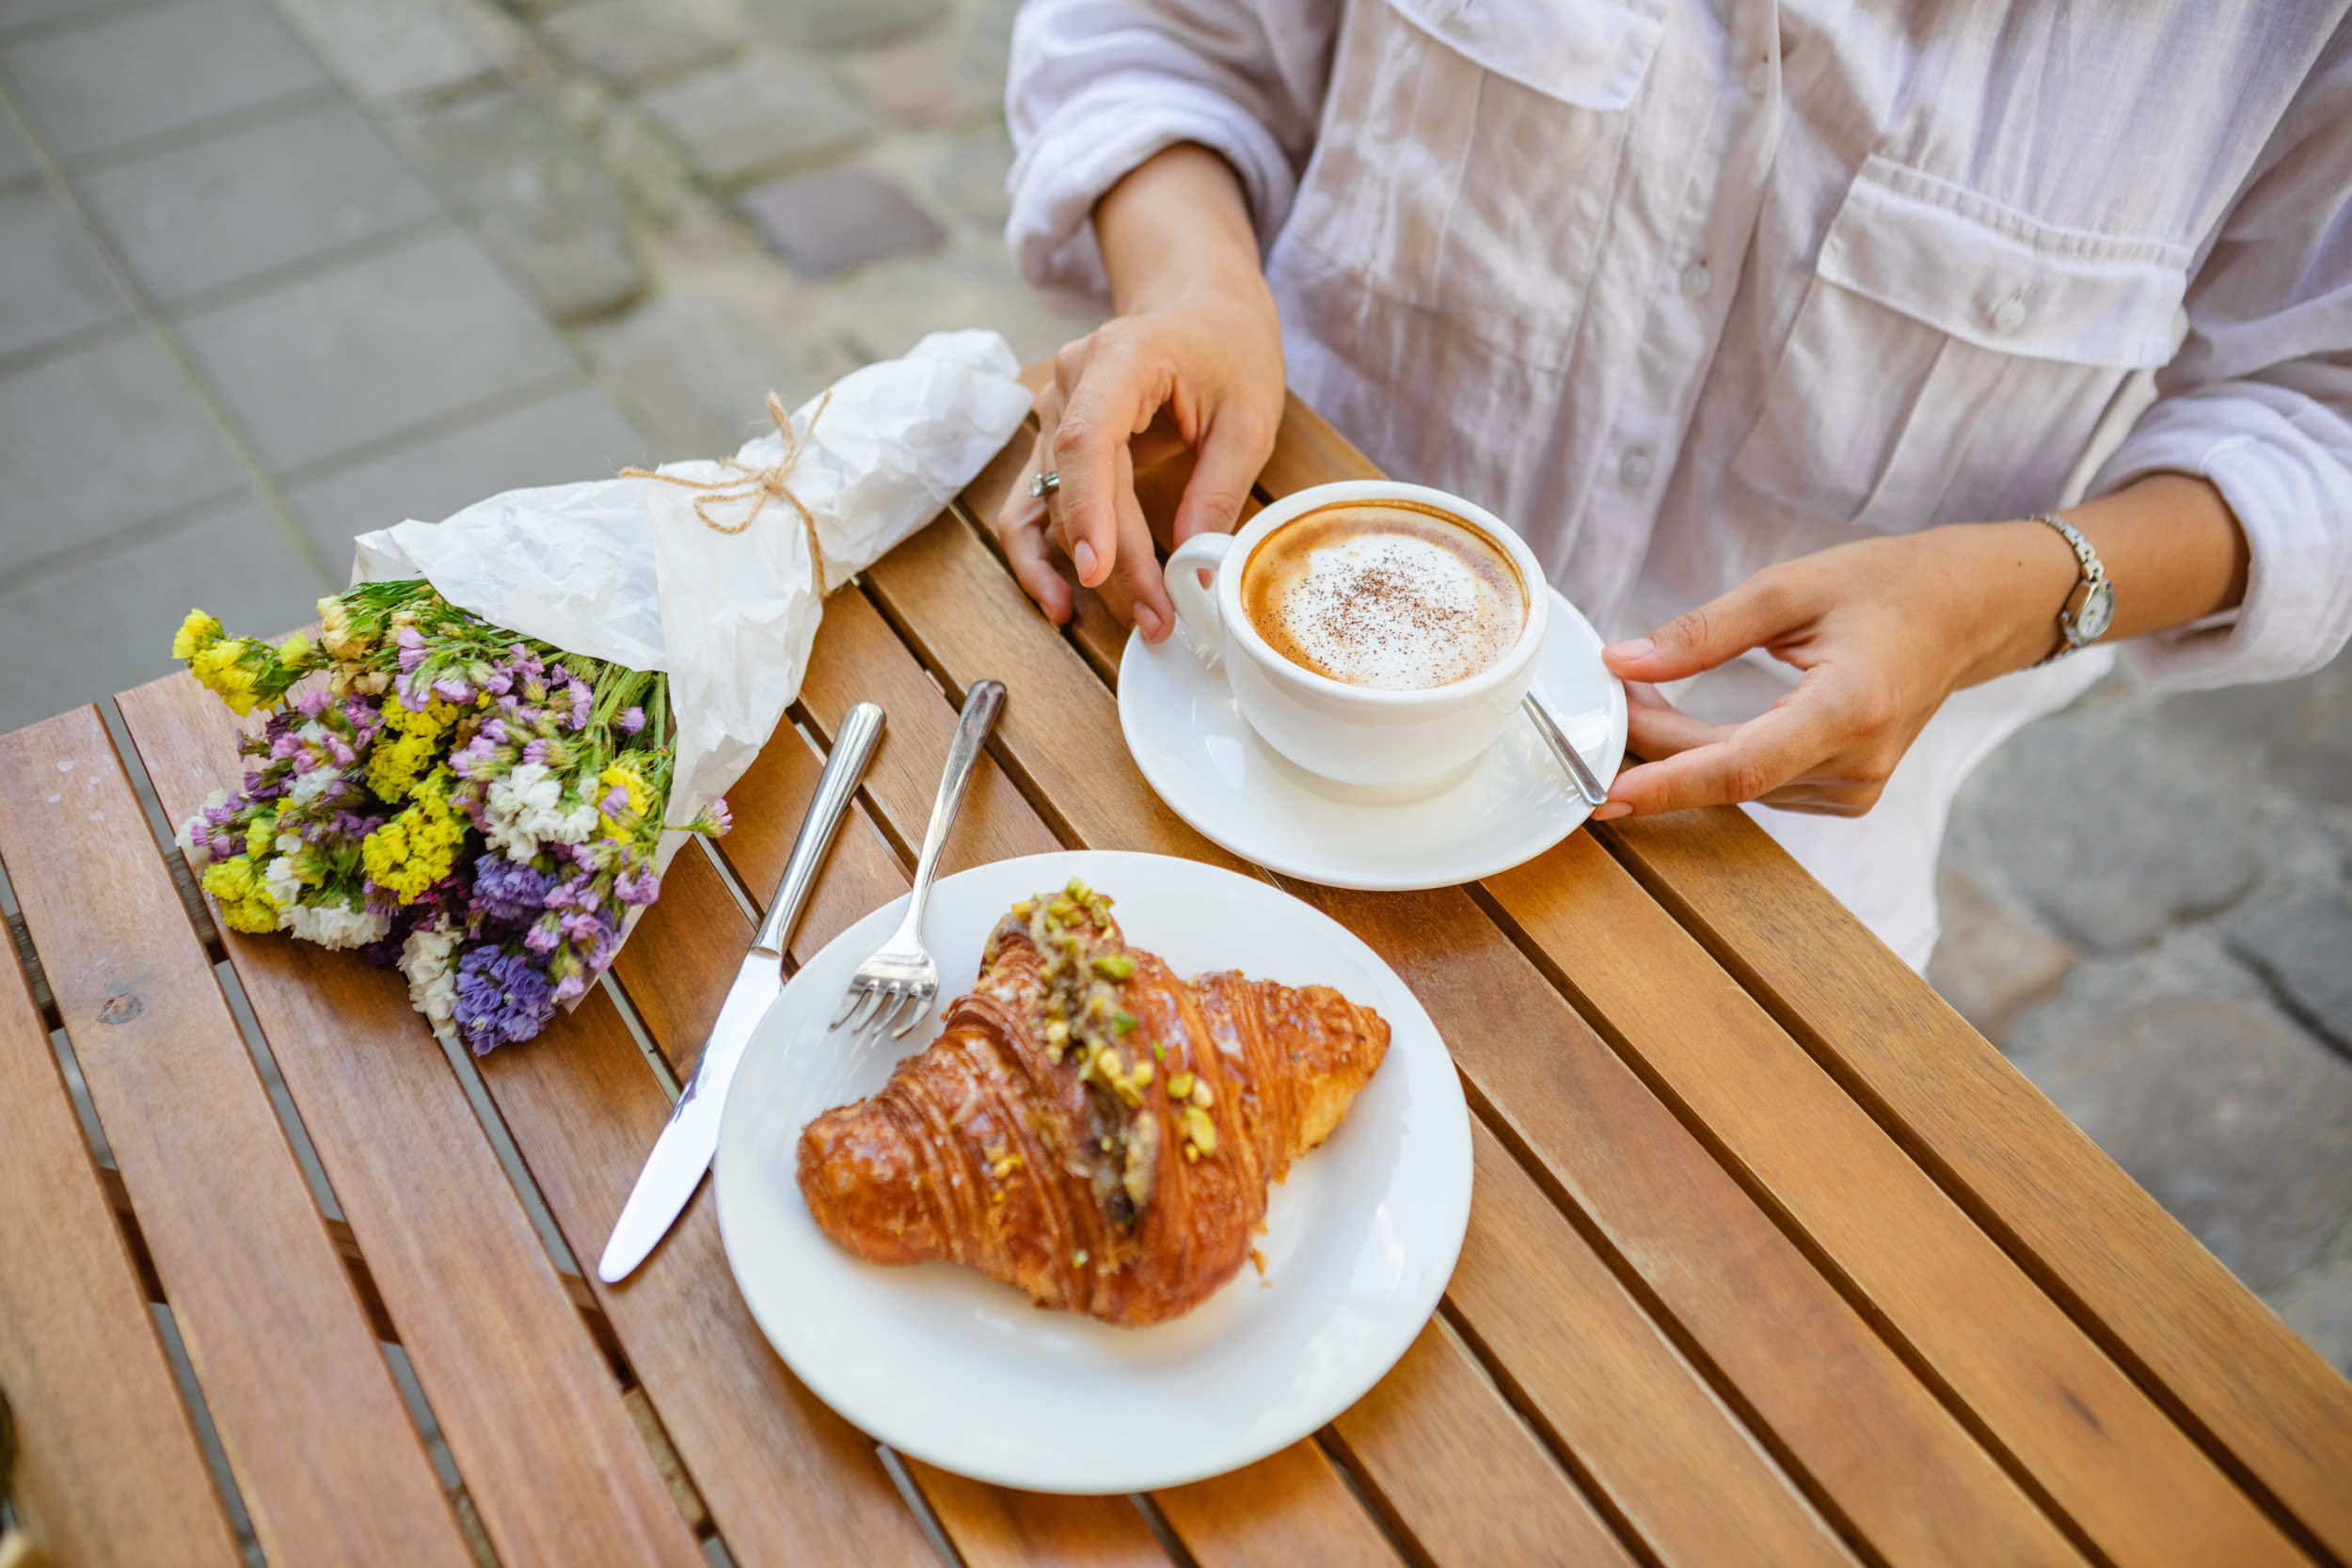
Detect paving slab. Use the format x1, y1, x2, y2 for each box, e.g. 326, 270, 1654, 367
288, 379, 650, 570
0, 105, 36, 182
745, 0, 941, 50
843, 6, 1009, 130
1924, 862, 2078, 1046
269, 0, 495, 107
389, 88, 641, 321
2227, 889, 2352, 1057
173, 228, 576, 471
0, 0, 124, 43
2023, 995, 2352, 1291
76, 98, 439, 304
739, 166, 943, 276
0, 326, 248, 570
0, 487, 326, 735
2272, 1240, 2352, 1382
2160, 645, 2352, 808
0, 0, 326, 159
580, 289, 817, 459
0, 180, 132, 359
829, 243, 1082, 366
541, 0, 743, 89
635, 48, 866, 184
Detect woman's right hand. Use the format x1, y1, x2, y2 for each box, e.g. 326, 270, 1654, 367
993, 145, 1285, 641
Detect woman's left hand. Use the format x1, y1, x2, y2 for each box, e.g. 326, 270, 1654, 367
1595, 521, 2076, 820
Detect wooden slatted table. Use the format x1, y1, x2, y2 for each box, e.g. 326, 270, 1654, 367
3, 395, 2349, 1568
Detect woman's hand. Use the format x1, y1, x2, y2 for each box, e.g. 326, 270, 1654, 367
994, 145, 1285, 641
1594, 475, 2249, 820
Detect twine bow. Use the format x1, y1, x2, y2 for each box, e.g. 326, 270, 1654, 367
623, 390, 835, 580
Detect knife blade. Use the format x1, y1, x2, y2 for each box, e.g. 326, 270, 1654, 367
598, 701, 886, 1283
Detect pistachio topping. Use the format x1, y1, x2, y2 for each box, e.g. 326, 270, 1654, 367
1167, 1071, 1196, 1101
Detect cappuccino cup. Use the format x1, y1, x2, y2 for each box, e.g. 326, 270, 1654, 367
1165, 482, 1548, 788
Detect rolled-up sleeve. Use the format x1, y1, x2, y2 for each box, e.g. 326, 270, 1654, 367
1005, 0, 1338, 314
2093, 34, 2352, 689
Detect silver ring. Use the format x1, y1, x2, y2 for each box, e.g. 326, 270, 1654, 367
1029, 469, 1060, 499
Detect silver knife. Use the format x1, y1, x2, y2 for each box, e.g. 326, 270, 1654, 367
598, 701, 886, 1283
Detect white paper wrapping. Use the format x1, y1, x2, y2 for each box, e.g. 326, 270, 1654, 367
349, 327, 1031, 874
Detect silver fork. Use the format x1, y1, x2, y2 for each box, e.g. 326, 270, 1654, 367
830, 678, 1007, 1040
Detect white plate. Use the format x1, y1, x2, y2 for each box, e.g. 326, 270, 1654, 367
1120, 587, 1629, 891
715, 849, 1471, 1495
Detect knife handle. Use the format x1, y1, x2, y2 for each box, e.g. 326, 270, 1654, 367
754, 703, 885, 957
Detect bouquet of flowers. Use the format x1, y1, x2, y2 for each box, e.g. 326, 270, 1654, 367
172, 582, 731, 1053
165, 329, 1032, 1054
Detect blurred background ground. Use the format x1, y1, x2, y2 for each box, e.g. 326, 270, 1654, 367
1, 0, 2345, 1379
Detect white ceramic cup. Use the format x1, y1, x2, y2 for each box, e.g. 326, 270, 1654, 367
1164, 481, 1549, 789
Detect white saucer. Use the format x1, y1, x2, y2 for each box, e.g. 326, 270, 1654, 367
1119, 588, 1629, 891
714, 850, 1471, 1494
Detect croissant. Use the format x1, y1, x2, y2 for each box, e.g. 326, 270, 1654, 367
797, 879, 1390, 1326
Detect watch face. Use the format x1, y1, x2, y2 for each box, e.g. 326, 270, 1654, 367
2076, 580, 2117, 643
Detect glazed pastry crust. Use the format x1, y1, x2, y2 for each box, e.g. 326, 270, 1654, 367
797, 894, 1388, 1326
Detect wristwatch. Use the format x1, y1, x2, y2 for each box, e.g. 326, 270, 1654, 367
2031, 511, 2115, 663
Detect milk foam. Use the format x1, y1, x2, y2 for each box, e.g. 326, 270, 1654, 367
1256, 526, 1521, 690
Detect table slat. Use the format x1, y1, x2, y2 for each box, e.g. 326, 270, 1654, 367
1327, 1318, 1640, 1568
0, 891, 243, 1568
1455, 1121, 1854, 1566
117, 682, 708, 1568
0, 710, 473, 1568
1486, 833, 2303, 1567
1313, 881, 2086, 1568
1151, 1440, 1406, 1567
1608, 807, 2352, 1562
473, 988, 942, 1568
903, 1464, 1176, 1568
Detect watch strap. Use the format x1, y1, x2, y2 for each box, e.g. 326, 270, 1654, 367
2030, 511, 2110, 665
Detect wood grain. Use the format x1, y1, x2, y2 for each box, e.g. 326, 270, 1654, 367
116, 682, 707, 1568
903, 1465, 1174, 1568
1603, 806, 2352, 1562
1484, 832, 2302, 1568
1152, 1439, 1407, 1568
1327, 1318, 1638, 1568
1312, 881, 2086, 1568
1453, 1119, 1856, 1568
473, 986, 940, 1568
0, 878, 242, 1568
0, 708, 472, 1568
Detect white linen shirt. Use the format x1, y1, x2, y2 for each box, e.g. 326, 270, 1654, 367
1005, 0, 2352, 966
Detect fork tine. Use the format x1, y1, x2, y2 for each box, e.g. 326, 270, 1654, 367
874, 990, 916, 1040
887, 990, 932, 1039
841, 984, 886, 1035
830, 982, 866, 1030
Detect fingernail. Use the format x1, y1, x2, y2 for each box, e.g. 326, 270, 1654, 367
1133, 602, 1164, 640
1604, 638, 1654, 662
1073, 540, 1099, 583
1592, 802, 1632, 821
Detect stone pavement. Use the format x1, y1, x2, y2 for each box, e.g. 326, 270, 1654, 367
1, 0, 2347, 1406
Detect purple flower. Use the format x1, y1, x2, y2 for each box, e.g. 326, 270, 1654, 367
296, 688, 333, 719
523, 738, 551, 767
705, 798, 732, 835
472, 857, 557, 926
614, 866, 660, 906
524, 915, 562, 954
453, 944, 556, 1053
566, 681, 591, 731
395, 625, 426, 673
433, 675, 472, 704
619, 706, 645, 736
600, 784, 628, 817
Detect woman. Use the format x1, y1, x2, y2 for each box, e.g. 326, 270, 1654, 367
993, 0, 2352, 968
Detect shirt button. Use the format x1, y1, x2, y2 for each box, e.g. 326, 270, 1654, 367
1991, 297, 2027, 333
1619, 447, 1655, 487
1746, 59, 1772, 95
1680, 261, 1713, 299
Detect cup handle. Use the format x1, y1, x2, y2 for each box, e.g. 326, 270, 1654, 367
1165, 532, 1234, 642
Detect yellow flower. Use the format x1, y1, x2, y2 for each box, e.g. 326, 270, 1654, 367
201, 855, 280, 934
362, 770, 464, 903
366, 730, 437, 804
598, 764, 651, 839
172, 610, 223, 661
190, 639, 263, 715
244, 811, 277, 860
318, 596, 366, 660
277, 631, 314, 667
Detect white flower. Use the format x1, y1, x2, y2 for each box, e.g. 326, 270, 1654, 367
288, 768, 336, 809
262, 853, 305, 910
282, 899, 389, 951
399, 923, 461, 1048
485, 763, 596, 861
175, 789, 232, 865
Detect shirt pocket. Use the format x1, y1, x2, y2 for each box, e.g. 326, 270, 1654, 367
1279, 0, 1664, 372
1731, 155, 2191, 530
